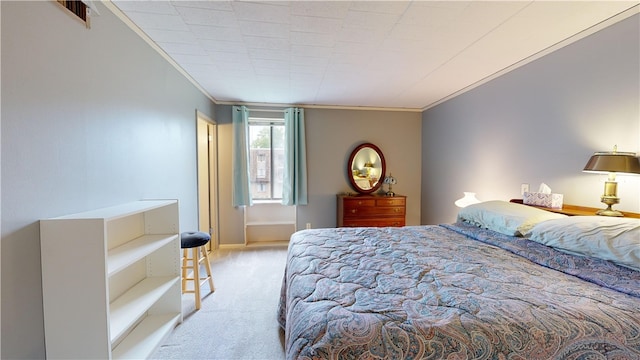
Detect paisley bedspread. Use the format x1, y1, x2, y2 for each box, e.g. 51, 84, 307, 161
277, 224, 640, 359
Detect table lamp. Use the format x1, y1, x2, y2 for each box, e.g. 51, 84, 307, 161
383, 174, 397, 196
583, 146, 640, 216
455, 192, 480, 208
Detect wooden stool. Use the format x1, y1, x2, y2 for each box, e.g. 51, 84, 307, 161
180, 231, 215, 310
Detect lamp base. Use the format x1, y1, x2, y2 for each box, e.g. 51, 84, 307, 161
597, 196, 623, 217
385, 183, 395, 196
596, 208, 624, 217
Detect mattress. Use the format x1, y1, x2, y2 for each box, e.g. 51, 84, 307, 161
278, 223, 640, 359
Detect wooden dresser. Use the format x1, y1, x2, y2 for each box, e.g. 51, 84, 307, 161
337, 194, 406, 227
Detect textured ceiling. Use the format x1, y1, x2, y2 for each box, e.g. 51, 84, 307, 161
109, 1, 639, 110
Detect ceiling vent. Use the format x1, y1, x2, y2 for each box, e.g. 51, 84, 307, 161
57, 1, 99, 28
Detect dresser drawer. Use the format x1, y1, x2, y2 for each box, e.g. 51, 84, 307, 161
337, 194, 406, 227
342, 218, 405, 227
342, 198, 376, 207
375, 198, 405, 207
343, 205, 405, 218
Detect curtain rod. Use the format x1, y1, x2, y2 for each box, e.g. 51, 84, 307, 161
246, 108, 285, 113
235, 107, 301, 113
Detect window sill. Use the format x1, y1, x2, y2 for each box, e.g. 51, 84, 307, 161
252, 199, 284, 205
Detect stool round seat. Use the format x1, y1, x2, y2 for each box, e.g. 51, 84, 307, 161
181, 231, 211, 249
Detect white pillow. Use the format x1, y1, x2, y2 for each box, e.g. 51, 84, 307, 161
527, 216, 640, 271
457, 200, 567, 236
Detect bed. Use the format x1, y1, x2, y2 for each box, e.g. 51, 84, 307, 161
278, 201, 640, 359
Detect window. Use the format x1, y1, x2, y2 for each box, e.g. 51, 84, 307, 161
248, 118, 285, 200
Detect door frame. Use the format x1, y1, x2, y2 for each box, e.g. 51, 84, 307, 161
196, 111, 219, 249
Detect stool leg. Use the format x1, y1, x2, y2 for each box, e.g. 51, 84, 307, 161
181, 248, 189, 293
192, 247, 202, 310
200, 245, 215, 292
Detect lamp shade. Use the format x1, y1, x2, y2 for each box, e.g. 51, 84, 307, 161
583, 152, 640, 174
383, 175, 397, 185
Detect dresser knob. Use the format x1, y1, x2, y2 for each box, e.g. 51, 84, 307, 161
351, 209, 356, 213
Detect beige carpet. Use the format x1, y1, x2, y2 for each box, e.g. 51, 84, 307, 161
151, 247, 289, 360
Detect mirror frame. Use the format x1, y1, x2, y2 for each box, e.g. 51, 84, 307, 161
347, 142, 386, 194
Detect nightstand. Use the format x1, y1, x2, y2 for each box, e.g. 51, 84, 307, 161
510, 199, 640, 218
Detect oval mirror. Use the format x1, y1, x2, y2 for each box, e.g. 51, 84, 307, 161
347, 143, 386, 194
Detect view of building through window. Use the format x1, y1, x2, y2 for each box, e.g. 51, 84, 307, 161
249, 120, 285, 200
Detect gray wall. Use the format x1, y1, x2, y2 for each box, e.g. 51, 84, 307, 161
214, 106, 423, 245
1, 2, 215, 358
302, 108, 422, 229
422, 13, 640, 225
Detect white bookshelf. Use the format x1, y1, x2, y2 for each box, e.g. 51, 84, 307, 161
40, 200, 182, 359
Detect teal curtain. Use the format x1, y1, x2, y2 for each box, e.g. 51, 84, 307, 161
232, 105, 252, 206
283, 108, 308, 205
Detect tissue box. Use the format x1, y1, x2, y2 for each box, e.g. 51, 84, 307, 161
523, 192, 564, 209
